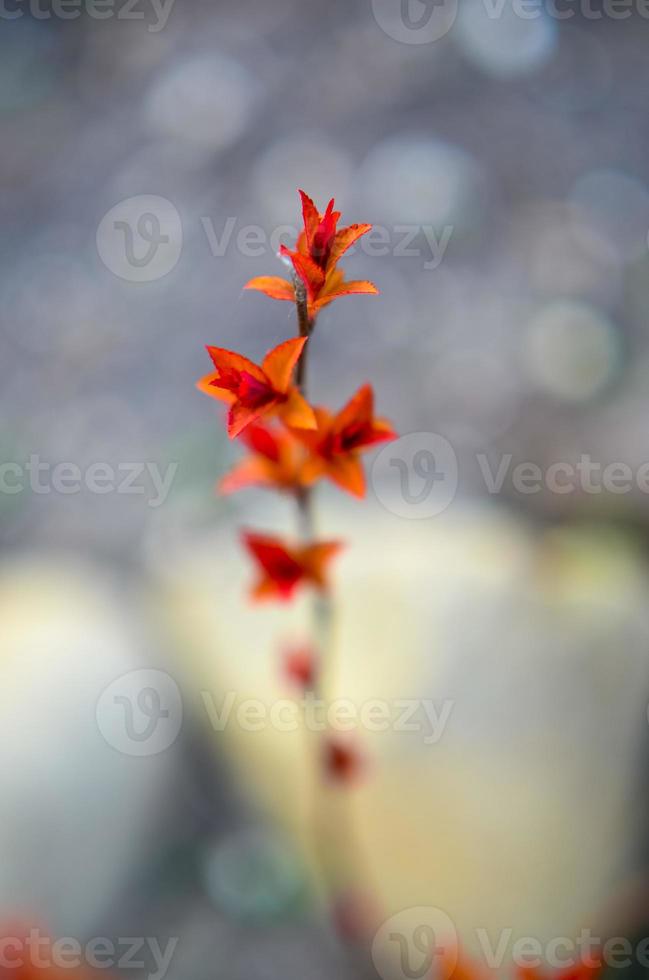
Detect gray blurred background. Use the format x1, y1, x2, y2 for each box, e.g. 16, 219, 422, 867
3, 1, 649, 978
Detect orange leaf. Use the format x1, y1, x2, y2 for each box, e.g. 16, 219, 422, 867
301, 540, 345, 587
205, 345, 266, 382
243, 532, 307, 602
227, 398, 276, 439
314, 279, 379, 311
335, 383, 374, 432
311, 197, 340, 265
326, 455, 366, 498
279, 388, 317, 429
298, 189, 321, 253
280, 246, 326, 302
244, 276, 295, 302
219, 457, 276, 495
244, 533, 302, 577
240, 422, 282, 462
262, 336, 307, 393
336, 278, 379, 296
300, 454, 328, 486
250, 578, 284, 601
243, 532, 343, 601
195, 370, 236, 403
289, 405, 334, 447
330, 223, 372, 264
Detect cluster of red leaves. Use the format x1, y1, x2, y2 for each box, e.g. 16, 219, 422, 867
197, 336, 314, 439
218, 383, 394, 500
245, 189, 378, 318
197, 190, 396, 604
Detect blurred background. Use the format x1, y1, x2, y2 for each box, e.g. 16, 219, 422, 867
2, 0, 649, 977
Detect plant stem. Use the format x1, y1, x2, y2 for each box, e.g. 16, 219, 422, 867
291, 278, 380, 980
294, 275, 312, 391
293, 275, 316, 541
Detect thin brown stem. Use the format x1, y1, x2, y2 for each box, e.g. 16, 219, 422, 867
294, 275, 312, 340
294, 275, 312, 391
296, 486, 315, 540
291, 276, 380, 980
294, 277, 316, 543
